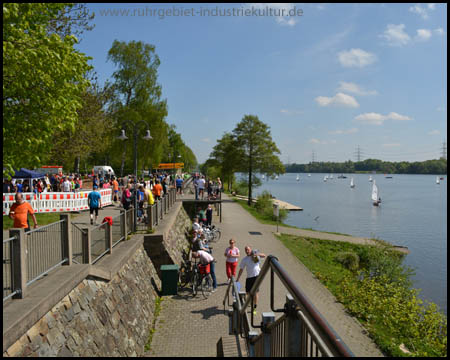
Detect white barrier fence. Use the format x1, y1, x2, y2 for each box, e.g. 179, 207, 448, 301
3, 189, 113, 216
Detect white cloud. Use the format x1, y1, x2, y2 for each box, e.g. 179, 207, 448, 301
315, 92, 359, 108
409, 4, 430, 19
309, 138, 321, 144
416, 28, 432, 41
428, 4, 436, 10
201, 138, 211, 143
337, 48, 377, 68
354, 112, 412, 125
329, 128, 358, 135
436, 105, 446, 112
337, 81, 377, 96
387, 112, 412, 121
380, 24, 411, 46
428, 130, 440, 135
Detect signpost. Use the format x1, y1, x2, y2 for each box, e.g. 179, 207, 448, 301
156, 163, 184, 169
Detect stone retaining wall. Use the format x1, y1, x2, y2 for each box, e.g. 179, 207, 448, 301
3, 247, 161, 357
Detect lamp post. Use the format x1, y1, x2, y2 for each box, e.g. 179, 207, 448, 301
117, 121, 152, 231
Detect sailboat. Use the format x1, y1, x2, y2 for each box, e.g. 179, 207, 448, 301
329, 174, 333, 179
369, 175, 373, 182
308, 174, 311, 177
436, 176, 440, 184
323, 175, 327, 182
372, 180, 381, 206
275, 175, 279, 180
296, 174, 300, 181
262, 174, 265, 180
350, 177, 355, 188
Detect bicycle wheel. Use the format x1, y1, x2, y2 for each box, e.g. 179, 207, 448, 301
201, 274, 212, 299
192, 272, 199, 297
179, 265, 190, 288
213, 229, 221, 241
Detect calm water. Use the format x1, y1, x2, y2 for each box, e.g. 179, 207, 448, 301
250, 173, 447, 314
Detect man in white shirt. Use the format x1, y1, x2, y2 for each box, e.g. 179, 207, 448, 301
236, 245, 266, 315
192, 250, 217, 292
192, 217, 202, 232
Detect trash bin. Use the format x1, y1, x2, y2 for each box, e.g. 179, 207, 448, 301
161, 264, 179, 295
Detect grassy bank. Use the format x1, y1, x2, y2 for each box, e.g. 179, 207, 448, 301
277, 233, 447, 357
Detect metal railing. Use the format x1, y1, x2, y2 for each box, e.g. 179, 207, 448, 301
25, 220, 68, 286
3, 235, 17, 301
223, 255, 354, 357
3, 187, 179, 302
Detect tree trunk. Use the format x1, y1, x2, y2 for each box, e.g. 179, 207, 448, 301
74, 156, 80, 174
120, 141, 127, 177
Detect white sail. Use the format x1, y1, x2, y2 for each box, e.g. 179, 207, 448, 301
350, 177, 354, 187
371, 180, 378, 201
329, 174, 333, 179
296, 174, 300, 181
323, 176, 327, 182
369, 175, 373, 182
275, 175, 278, 180
436, 176, 440, 184
308, 174, 311, 177
262, 174, 265, 180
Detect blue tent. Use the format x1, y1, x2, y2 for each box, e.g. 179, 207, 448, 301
12, 168, 46, 179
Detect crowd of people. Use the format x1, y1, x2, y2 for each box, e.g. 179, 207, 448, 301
192, 175, 222, 200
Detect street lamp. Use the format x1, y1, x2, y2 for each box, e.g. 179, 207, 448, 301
117, 120, 152, 231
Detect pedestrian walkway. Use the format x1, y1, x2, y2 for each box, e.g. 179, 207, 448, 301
146, 189, 384, 357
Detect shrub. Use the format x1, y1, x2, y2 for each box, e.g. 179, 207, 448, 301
255, 191, 288, 222
335, 251, 359, 271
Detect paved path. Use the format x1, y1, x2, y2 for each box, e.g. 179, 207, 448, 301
146, 190, 384, 357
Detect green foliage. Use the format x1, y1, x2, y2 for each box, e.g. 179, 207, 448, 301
3, 3, 92, 178
334, 251, 360, 271
278, 234, 447, 357
285, 158, 447, 175
255, 191, 288, 222
232, 115, 285, 204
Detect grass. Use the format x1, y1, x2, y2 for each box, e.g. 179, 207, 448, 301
144, 296, 163, 353
3, 212, 78, 230
300, 227, 353, 237
276, 233, 447, 357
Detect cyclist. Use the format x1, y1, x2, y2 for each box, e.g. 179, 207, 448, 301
192, 250, 217, 293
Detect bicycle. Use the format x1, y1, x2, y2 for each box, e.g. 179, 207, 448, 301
194, 262, 213, 299
202, 225, 221, 242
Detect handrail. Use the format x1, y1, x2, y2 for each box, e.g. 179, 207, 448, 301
224, 255, 354, 357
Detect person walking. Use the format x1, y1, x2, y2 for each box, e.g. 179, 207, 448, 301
88, 185, 102, 225
192, 250, 217, 293
206, 204, 213, 227
176, 176, 183, 195
224, 238, 240, 282
236, 245, 266, 315
9, 193, 38, 232
152, 179, 163, 201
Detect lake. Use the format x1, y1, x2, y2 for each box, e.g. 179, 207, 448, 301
249, 173, 447, 314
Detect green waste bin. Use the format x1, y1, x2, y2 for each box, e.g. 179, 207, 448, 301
161, 264, 179, 295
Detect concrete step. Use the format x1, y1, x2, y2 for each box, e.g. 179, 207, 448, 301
217, 335, 248, 357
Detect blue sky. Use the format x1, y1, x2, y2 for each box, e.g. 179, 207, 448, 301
75, 3, 447, 164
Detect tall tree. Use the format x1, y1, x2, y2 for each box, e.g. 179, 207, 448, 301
106, 40, 168, 175
232, 115, 284, 205
210, 132, 240, 191
3, 3, 92, 178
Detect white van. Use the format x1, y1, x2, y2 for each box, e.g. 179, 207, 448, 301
93, 166, 115, 178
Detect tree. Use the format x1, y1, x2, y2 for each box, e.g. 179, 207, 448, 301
49, 75, 116, 172
210, 132, 240, 191
106, 40, 168, 175
3, 3, 92, 178
232, 115, 285, 205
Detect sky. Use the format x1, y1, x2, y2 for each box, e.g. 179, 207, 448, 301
75, 3, 447, 164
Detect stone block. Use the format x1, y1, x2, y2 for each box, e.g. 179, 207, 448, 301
6, 333, 29, 357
